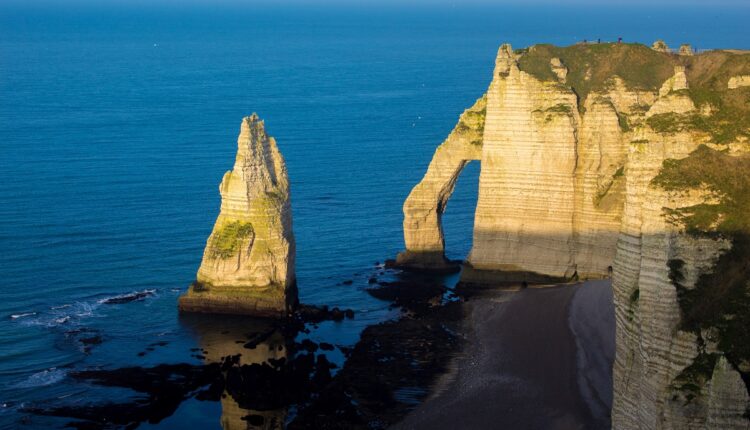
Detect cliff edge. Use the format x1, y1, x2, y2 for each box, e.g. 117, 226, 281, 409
398, 42, 750, 428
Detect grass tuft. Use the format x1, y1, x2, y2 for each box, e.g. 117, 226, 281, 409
454, 95, 486, 146
208, 221, 254, 259
671, 352, 719, 401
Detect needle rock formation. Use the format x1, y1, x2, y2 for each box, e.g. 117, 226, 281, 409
179, 114, 296, 318
399, 42, 750, 428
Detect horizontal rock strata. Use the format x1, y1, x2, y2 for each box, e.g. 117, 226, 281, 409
396, 95, 485, 271
399, 42, 750, 428
179, 114, 296, 318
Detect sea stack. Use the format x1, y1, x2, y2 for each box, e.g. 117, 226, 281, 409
179, 114, 297, 318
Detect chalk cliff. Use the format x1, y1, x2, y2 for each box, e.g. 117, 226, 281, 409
396, 95, 485, 271
179, 114, 296, 318
399, 42, 750, 428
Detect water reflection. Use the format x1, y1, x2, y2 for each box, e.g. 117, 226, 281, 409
181, 314, 289, 430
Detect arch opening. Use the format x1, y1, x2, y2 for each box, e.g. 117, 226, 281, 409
441, 160, 480, 262
394, 94, 486, 272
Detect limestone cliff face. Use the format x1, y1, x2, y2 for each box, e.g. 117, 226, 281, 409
398, 42, 750, 428
609, 52, 750, 429
459, 44, 648, 282
469, 44, 581, 279
610, 124, 747, 429
179, 114, 296, 317
728, 75, 750, 89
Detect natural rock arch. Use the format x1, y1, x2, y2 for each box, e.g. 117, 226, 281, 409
399, 42, 750, 427
395, 96, 485, 271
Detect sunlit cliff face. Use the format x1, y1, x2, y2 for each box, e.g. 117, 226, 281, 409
179, 115, 297, 318
398, 42, 750, 428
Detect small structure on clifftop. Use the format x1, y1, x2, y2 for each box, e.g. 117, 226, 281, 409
651, 39, 670, 52
679, 43, 694, 56
179, 114, 297, 317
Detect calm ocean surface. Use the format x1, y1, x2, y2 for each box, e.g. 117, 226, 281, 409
1, 3, 748, 428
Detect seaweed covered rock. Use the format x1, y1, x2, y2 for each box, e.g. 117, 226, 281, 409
179, 114, 296, 318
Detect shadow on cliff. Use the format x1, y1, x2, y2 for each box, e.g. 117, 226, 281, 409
398, 227, 616, 288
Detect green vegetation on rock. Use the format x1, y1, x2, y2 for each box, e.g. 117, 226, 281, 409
683, 51, 750, 143
208, 221, 254, 259
517, 43, 676, 111
646, 102, 750, 144
646, 112, 710, 135
630, 103, 651, 114
617, 112, 631, 132
532, 103, 574, 123
671, 352, 720, 402
454, 96, 487, 146
654, 145, 750, 392
515, 43, 750, 141
544, 103, 573, 114
629, 288, 640, 305
626, 288, 639, 322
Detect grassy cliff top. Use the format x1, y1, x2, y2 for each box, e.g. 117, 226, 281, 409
517, 42, 675, 102
683, 50, 750, 143
516, 43, 750, 142
516, 42, 750, 94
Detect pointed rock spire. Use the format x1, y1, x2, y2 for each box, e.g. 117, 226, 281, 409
179, 114, 296, 317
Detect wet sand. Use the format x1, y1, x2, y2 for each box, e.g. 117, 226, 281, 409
393, 281, 615, 430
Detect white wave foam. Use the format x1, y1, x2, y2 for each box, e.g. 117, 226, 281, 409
14, 368, 67, 388
13, 301, 100, 328
54, 316, 71, 324
11, 289, 157, 329
50, 304, 71, 310
10, 312, 36, 320
72, 302, 96, 317
97, 289, 156, 305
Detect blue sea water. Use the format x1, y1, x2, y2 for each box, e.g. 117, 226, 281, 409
1, 2, 749, 428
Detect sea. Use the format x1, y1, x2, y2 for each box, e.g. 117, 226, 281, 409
1, 2, 748, 428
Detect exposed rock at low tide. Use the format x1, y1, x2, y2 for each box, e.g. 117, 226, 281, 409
27, 272, 461, 430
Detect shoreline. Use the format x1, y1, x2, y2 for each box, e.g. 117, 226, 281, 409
394, 281, 614, 429
568, 279, 616, 426
19, 272, 615, 429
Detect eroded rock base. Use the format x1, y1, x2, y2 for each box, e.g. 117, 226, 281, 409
178, 282, 298, 319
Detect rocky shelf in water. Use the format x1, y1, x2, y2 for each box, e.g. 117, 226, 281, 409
24, 269, 463, 430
